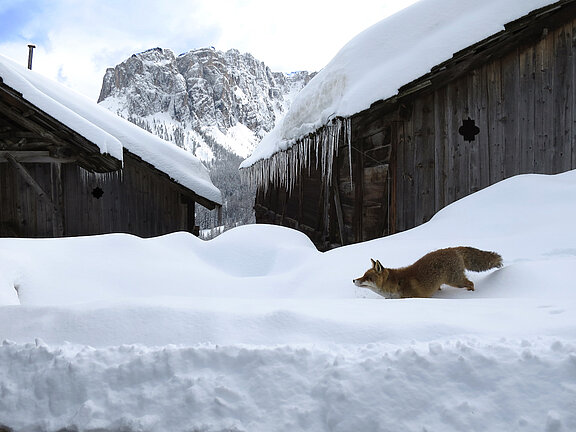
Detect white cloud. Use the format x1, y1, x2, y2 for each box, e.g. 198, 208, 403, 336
0, 0, 419, 100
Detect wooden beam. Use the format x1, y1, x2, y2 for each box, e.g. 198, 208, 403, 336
389, 122, 399, 235
217, 206, 223, 226
0, 91, 121, 172
353, 141, 364, 243
0, 99, 66, 146
0, 131, 31, 139
187, 199, 196, 234
330, 164, 346, 246
332, 183, 346, 246
6, 153, 53, 205
51, 162, 65, 237
0, 151, 76, 163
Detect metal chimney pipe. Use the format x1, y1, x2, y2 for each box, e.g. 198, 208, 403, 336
27, 44, 36, 70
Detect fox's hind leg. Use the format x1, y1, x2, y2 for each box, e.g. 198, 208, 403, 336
444, 258, 475, 291
447, 273, 475, 291
460, 277, 474, 291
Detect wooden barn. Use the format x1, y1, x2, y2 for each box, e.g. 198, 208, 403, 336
0, 54, 222, 238
241, 0, 576, 251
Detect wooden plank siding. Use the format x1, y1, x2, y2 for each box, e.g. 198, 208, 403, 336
1, 65, 221, 239
255, 118, 393, 251
253, 7, 576, 250
0, 151, 195, 238
393, 17, 576, 233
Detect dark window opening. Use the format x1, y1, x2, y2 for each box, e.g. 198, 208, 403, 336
459, 117, 480, 142
92, 187, 104, 199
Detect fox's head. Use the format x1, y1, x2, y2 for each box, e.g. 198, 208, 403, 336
353, 259, 390, 292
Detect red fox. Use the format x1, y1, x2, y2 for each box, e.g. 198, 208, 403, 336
353, 247, 503, 298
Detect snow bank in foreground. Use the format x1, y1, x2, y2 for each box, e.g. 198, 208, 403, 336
1, 339, 574, 432
0, 170, 576, 431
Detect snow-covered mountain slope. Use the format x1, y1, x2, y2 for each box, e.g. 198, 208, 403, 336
98, 47, 313, 160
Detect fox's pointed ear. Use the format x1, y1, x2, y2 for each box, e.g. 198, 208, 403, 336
370, 258, 377, 268
375, 260, 384, 273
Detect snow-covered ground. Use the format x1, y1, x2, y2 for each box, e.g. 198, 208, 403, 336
1, 170, 576, 431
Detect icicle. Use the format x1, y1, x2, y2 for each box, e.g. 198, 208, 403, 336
78, 167, 120, 187
240, 117, 351, 195
345, 117, 353, 191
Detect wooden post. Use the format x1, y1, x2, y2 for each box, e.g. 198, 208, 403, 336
323, 177, 330, 243
389, 121, 400, 235
332, 166, 346, 246
51, 162, 65, 237
353, 140, 364, 243
297, 176, 303, 228
187, 199, 196, 233
217, 205, 222, 226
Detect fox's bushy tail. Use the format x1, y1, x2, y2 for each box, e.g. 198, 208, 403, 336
457, 247, 503, 272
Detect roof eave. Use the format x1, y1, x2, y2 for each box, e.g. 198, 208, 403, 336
0, 79, 121, 172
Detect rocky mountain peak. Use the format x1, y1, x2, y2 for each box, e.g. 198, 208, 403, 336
98, 47, 314, 232
98, 47, 314, 159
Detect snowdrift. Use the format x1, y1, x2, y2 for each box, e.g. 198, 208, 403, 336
1, 170, 576, 431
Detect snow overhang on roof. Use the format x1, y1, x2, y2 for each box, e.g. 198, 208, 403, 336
240, 0, 566, 189
0, 54, 222, 207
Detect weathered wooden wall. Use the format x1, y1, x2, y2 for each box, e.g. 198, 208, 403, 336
255, 125, 391, 251
341, 116, 392, 245
393, 18, 576, 232
0, 151, 193, 238
254, 9, 576, 250
255, 150, 328, 248
0, 162, 54, 237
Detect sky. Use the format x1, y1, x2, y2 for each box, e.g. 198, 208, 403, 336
0, 0, 419, 101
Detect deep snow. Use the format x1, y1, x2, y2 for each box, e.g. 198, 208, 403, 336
1, 170, 576, 431
241, 0, 559, 168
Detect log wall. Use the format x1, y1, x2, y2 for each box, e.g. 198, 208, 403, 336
393, 18, 576, 232
254, 8, 576, 250
0, 151, 192, 238
255, 125, 391, 251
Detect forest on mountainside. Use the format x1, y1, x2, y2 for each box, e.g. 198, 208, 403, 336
196, 133, 256, 238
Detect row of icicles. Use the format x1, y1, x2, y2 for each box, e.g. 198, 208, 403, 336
239, 117, 352, 194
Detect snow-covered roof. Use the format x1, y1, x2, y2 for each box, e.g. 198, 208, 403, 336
241, 0, 561, 169
0, 54, 222, 206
